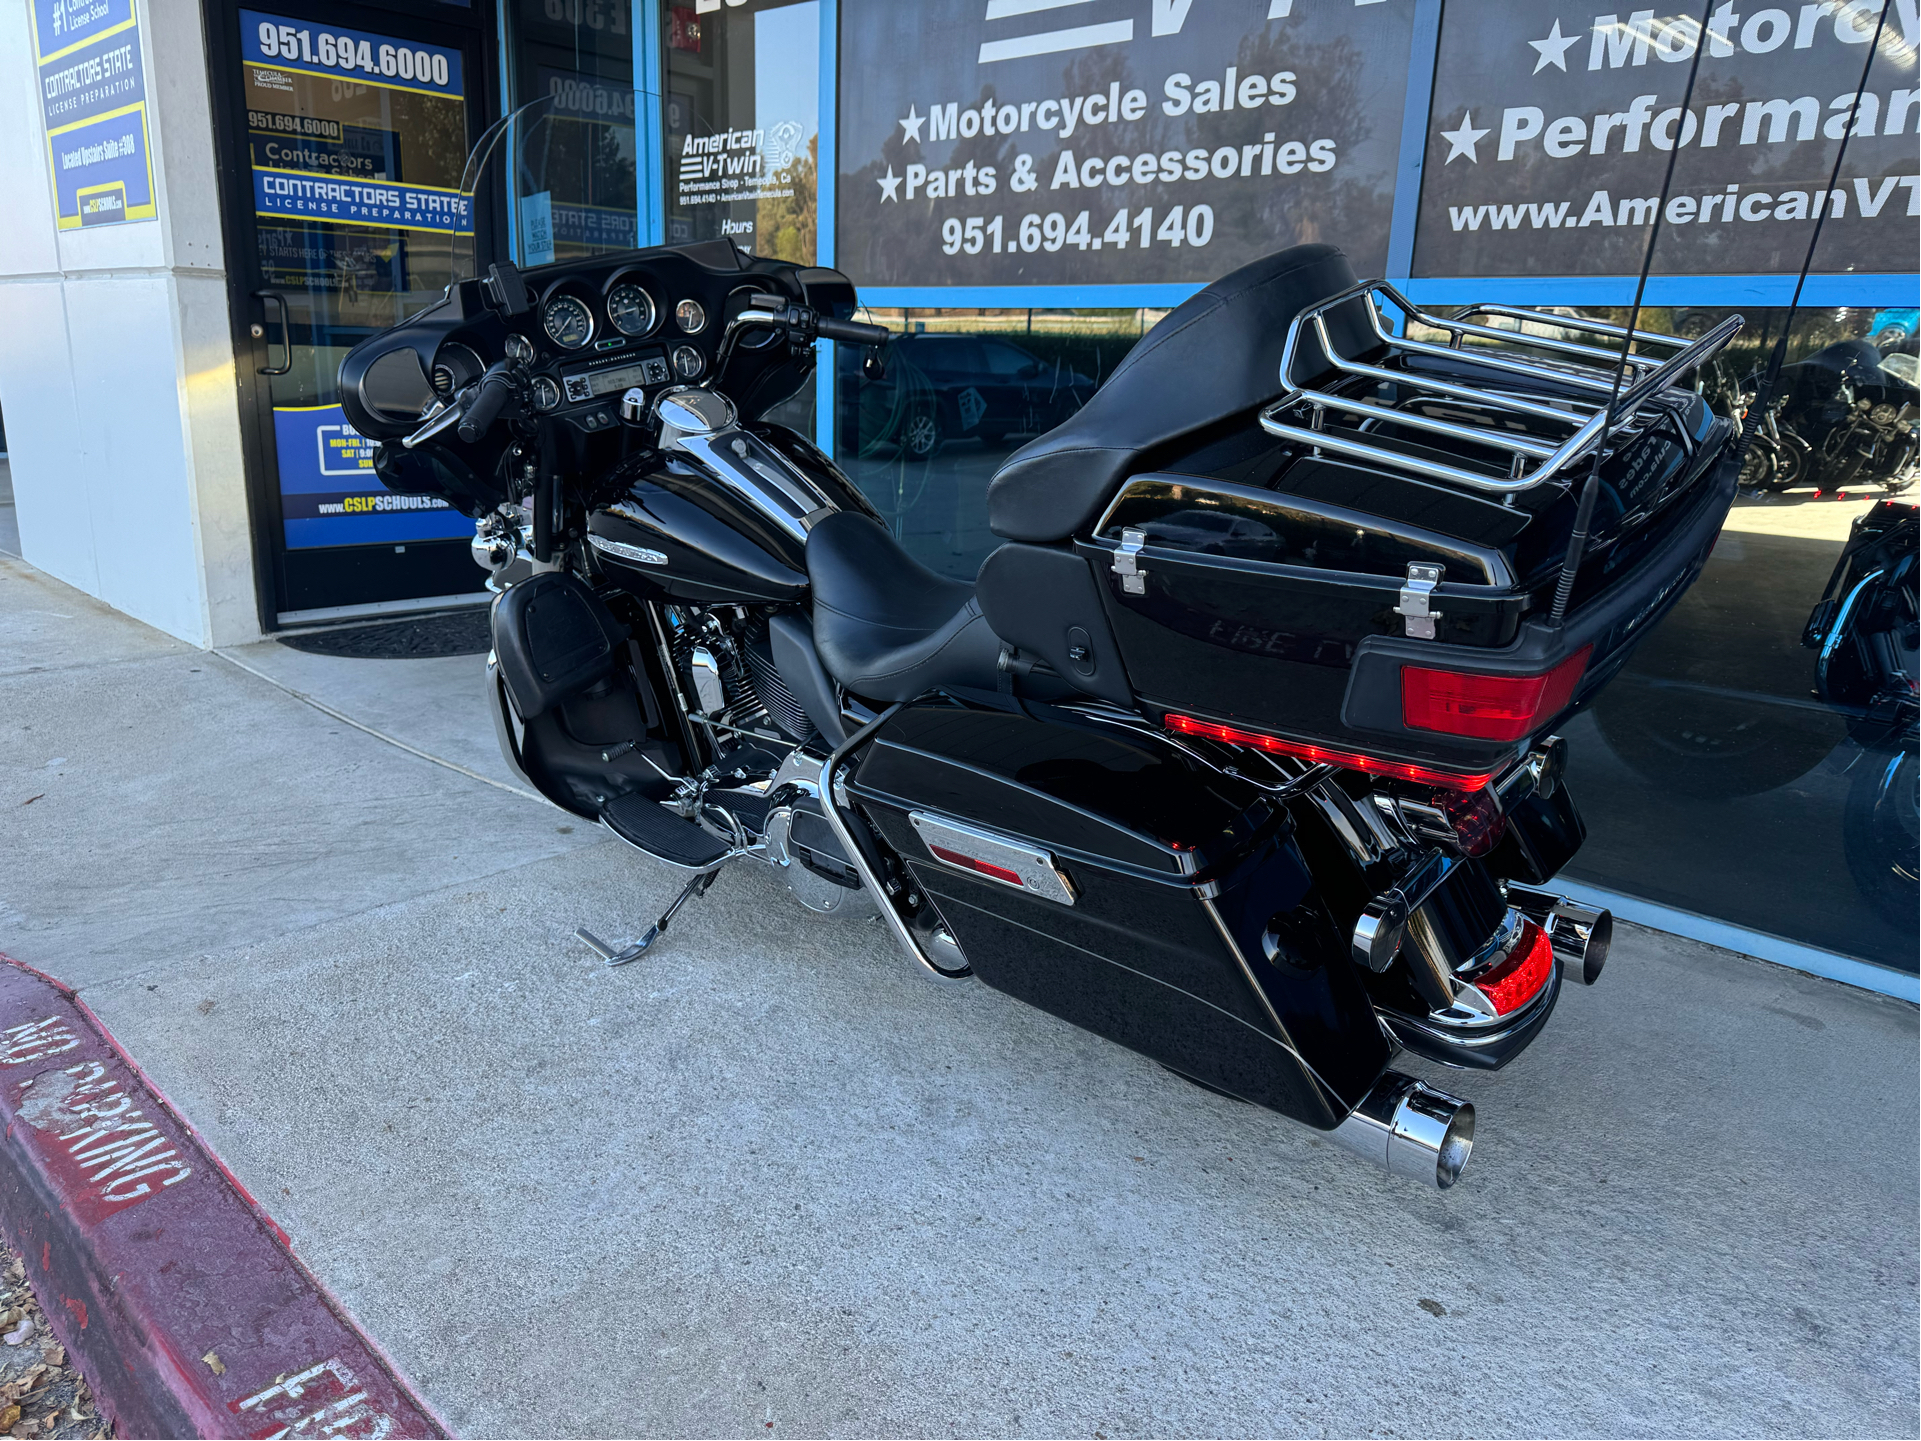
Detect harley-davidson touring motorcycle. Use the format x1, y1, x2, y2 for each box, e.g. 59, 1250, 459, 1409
340, 223, 1742, 1188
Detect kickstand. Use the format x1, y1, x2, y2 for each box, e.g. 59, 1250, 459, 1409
575, 868, 720, 967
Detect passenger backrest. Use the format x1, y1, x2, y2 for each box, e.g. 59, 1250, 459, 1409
985, 243, 1373, 544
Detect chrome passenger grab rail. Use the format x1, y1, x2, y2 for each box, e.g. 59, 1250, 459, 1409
1259, 279, 1743, 495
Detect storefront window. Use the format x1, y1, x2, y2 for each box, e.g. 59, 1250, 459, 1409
507, 0, 639, 263
834, 308, 1160, 579
834, 299, 1918, 971
664, 0, 818, 263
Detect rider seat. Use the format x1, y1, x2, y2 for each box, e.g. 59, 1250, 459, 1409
806, 511, 1003, 702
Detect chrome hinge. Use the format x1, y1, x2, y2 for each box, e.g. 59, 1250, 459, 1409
1112, 527, 1148, 596
1396, 562, 1444, 640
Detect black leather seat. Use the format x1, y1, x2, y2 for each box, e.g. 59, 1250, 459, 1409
807, 511, 1003, 702
985, 243, 1373, 544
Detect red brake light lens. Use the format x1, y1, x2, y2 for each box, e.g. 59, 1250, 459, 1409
1475, 919, 1557, 1016
1163, 714, 1497, 792
1401, 646, 1592, 743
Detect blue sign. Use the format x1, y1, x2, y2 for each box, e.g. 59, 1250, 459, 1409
239, 11, 463, 98
31, 0, 153, 229
253, 170, 472, 234
273, 405, 472, 549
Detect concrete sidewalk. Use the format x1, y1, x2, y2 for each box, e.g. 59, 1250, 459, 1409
1, 550, 1916, 1438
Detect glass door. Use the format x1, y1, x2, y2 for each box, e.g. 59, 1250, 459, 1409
217, 0, 494, 620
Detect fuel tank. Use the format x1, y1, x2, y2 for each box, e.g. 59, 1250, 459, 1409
588, 466, 808, 603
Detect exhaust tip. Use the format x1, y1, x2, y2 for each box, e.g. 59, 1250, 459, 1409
1332, 1071, 1476, 1189
1550, 905, 1611, 985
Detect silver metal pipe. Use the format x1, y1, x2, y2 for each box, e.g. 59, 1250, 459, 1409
817, 704, 973, 983
1504, 887, 1612, 985
1331, 1071, 1475, 1189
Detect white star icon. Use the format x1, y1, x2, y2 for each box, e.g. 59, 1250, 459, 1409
1440, 110, 1490, 163
877, 166, 901, 202
1528, 18, 1581, 72
898, 106, 924, 145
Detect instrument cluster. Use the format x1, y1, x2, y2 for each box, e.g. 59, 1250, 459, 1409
530, 267, 712, 400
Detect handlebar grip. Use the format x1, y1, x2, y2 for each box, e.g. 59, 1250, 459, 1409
457, 365, 516, 443
816, 316, 890, 346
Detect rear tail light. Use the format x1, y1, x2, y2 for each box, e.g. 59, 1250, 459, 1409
1401, 646, 1592, 742
1474, 919, 1556, 1016
1436, 787, 1506, 857
1163, 714, 1496, 792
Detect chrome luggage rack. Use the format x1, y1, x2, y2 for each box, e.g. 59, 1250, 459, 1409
1259, 280, 1743, 496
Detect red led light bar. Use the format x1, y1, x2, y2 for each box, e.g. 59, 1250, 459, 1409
1475, 919, 1557, 1016
1401, 647, 1592, 743
929, 844, 1023, 887
1163, 714, 1498, 792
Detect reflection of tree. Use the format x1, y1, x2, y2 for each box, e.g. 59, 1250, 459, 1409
755, 134, 817, 263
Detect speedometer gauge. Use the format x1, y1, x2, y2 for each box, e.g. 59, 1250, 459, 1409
542, 295, 595, 349
607, 283, 658, 337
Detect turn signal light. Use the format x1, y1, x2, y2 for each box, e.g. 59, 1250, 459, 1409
1401, 647, 1592, 743
1164, 714, 1497, 792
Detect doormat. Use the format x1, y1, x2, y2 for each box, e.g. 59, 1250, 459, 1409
277, 608, 490, 659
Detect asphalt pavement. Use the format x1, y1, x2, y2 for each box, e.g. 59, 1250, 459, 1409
1, 550, 1915, 1438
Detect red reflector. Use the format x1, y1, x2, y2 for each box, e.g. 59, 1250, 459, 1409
1163, 714, 1496, 792
929, 844, 1023, 887
1401, 646, 1592, 742
1476, 919, 1556, 1016
1437, 787, 1506, 857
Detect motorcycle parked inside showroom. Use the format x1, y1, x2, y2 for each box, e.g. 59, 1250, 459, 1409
1804, 499, 1920, 924
1780, 340, 1919, 495
340, 235, 1742, 1190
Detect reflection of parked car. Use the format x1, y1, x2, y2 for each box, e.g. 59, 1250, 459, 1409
1464, 304, 1600, 345
849, 334, 1096, 462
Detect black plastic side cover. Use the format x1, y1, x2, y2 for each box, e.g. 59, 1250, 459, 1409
492, 572, 630, 719
975, 543, 1134, 706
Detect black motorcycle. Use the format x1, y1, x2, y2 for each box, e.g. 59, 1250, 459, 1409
1780, 340, 1919, 495
340, 240, 1741, 1189
1804, 499, 1920, 924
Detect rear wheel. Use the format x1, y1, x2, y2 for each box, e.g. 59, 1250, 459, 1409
1845, 745, 1920, 927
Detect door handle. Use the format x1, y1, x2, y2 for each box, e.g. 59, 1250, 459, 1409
253, 289, 292, 375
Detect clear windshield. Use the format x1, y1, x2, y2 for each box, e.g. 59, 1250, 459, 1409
1878, 350, 1919, 387
451, 87, 663, 283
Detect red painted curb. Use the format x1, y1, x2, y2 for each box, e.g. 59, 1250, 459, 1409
0, 955, 449, 1439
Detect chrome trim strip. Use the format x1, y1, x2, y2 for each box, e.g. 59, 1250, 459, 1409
908, 811, 1077, 906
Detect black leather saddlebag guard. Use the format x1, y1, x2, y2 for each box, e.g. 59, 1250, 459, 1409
492, 572, 630, 718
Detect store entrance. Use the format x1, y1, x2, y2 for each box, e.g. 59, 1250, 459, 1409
210, 0, 494, 623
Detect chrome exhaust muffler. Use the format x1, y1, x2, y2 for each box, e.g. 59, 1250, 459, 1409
1506, 887, 1611, 986
1331, 1070, 1475, 1189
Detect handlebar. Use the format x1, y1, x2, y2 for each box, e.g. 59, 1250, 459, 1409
816, 316, 891, 347
457, 362, 519, 443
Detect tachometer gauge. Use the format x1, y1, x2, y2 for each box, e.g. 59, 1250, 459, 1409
607, 283, 658, 337
530, 376, 562, 412
542, 295, 595, 349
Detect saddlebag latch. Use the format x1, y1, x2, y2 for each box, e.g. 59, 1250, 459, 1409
1112, 527, 1149, 596
1397, 562, 1444, 640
